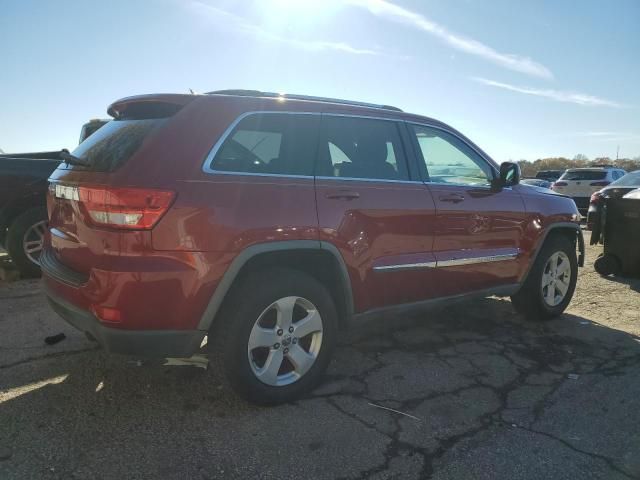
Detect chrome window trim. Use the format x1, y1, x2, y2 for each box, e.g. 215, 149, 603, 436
374, 252, 518, 272
316, 176, 422, 185
201, 111, 409, 180
405, 121, 500, 186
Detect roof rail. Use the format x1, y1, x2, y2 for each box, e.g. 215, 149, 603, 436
206, 89, 403, 112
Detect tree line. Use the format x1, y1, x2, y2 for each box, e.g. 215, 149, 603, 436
517, 155, 640, 178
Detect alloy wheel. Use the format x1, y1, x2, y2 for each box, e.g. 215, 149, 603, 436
541, 251, 572, 307
22, 221, 47, 266
247, 296, 323, 387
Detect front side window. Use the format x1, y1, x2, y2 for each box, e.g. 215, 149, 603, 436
317, 116, 409, 181
411, 125, 494, 186
210, 113, 319, 176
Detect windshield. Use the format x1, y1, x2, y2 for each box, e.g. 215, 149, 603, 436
561, 170, 607, 181
611, 171, 640, 186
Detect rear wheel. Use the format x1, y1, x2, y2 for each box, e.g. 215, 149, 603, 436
511, 234, 578, 321
211, 267, 338, 405
6, 207, 48, 278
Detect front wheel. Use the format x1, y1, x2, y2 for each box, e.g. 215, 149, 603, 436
511, 234, 578, 321
211, 267, 338, 405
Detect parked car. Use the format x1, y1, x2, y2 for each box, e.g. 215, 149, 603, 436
587, 170, 640, 230
550, 167, 626, 215
0, 119, 107, 276
521, 178, 552, 189
535, 170, 564, 182
42, 90, 584, 404
0, 152, 61, 276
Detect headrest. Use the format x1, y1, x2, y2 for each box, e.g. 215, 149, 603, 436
355, 135, 388, 165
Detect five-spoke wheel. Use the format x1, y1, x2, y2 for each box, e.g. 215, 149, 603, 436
248, 296, 324, 386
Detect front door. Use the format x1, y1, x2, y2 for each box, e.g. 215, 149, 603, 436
314, 115, 438, 313
407, 124, 527, 297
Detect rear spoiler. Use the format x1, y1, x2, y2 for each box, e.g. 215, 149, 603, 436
107, 94, 197, 119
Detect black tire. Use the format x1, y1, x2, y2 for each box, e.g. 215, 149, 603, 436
6, 207, 48, 278
594, 253, 621, 277
210, 267, 338, 405
511, 234, 578, 321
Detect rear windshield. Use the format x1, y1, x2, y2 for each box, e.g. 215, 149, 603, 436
561, 170, 607, 181
611, 171, 640, 186
70, 118, 166, 171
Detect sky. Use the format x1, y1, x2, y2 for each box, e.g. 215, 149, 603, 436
1, 0, 639, 161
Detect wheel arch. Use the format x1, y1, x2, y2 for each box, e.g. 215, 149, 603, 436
520, 222, 584, 287
197, 240, 354, 332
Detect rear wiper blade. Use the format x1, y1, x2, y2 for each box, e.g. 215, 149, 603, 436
59, 149, 90, 167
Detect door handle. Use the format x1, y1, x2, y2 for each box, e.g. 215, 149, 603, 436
439, 193, 465, 203
325, 190, 360, 200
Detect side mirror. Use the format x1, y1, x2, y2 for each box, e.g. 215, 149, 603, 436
493, 162, 520, 190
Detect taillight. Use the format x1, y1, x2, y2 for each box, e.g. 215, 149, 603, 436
77, 186, 175, 230
553, 181, 568, 187
590, 192, 603, 204
590, 181, 610, 187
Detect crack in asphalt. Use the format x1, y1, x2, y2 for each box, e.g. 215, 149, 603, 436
311, 302, 640, 479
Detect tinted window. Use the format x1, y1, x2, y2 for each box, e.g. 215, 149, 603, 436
612, 171, 640, 186
317, 116, 409, 181
210, 113, 319, 176
561, 170, 607, 181
71, 119, 166, 172
411, 125, 493, 186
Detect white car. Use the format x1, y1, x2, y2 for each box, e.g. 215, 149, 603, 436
551, 167, 626, 214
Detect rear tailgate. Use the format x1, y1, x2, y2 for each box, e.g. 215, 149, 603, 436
46, 96, 194, 276
552, 170, 609, 198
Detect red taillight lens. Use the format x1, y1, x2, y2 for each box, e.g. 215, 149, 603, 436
590, 181, 610, 186
78, 186, 175, 230
552, 181, 568, 187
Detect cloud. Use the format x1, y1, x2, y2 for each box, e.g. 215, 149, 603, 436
473, 77, 625, 107
348, 0, 553, 79
190, 2, 380, 56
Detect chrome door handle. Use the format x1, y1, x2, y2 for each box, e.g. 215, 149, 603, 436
439, 194, 465, 203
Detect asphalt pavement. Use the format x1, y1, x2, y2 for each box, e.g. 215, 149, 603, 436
1, 244, 639, 479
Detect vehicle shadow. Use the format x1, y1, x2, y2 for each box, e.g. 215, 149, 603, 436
603, 273, 640, 293
2, 297, 640, 479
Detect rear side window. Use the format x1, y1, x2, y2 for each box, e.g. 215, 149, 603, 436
612, 171, 640, 186
316, 116, 409, 181
561, 170, 607, 181
209, 113, 320, 176
70, 119, 167, 172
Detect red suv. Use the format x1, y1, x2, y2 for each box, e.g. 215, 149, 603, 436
42, 90, 584, 404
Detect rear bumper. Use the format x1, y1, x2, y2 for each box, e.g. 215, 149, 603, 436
45, 287, 205, 357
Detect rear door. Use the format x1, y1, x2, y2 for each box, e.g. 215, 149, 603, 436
314, 115, 438, 313
407, 123, 527, 296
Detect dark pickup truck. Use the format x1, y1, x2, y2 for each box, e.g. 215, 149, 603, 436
0, 119, 107, 276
